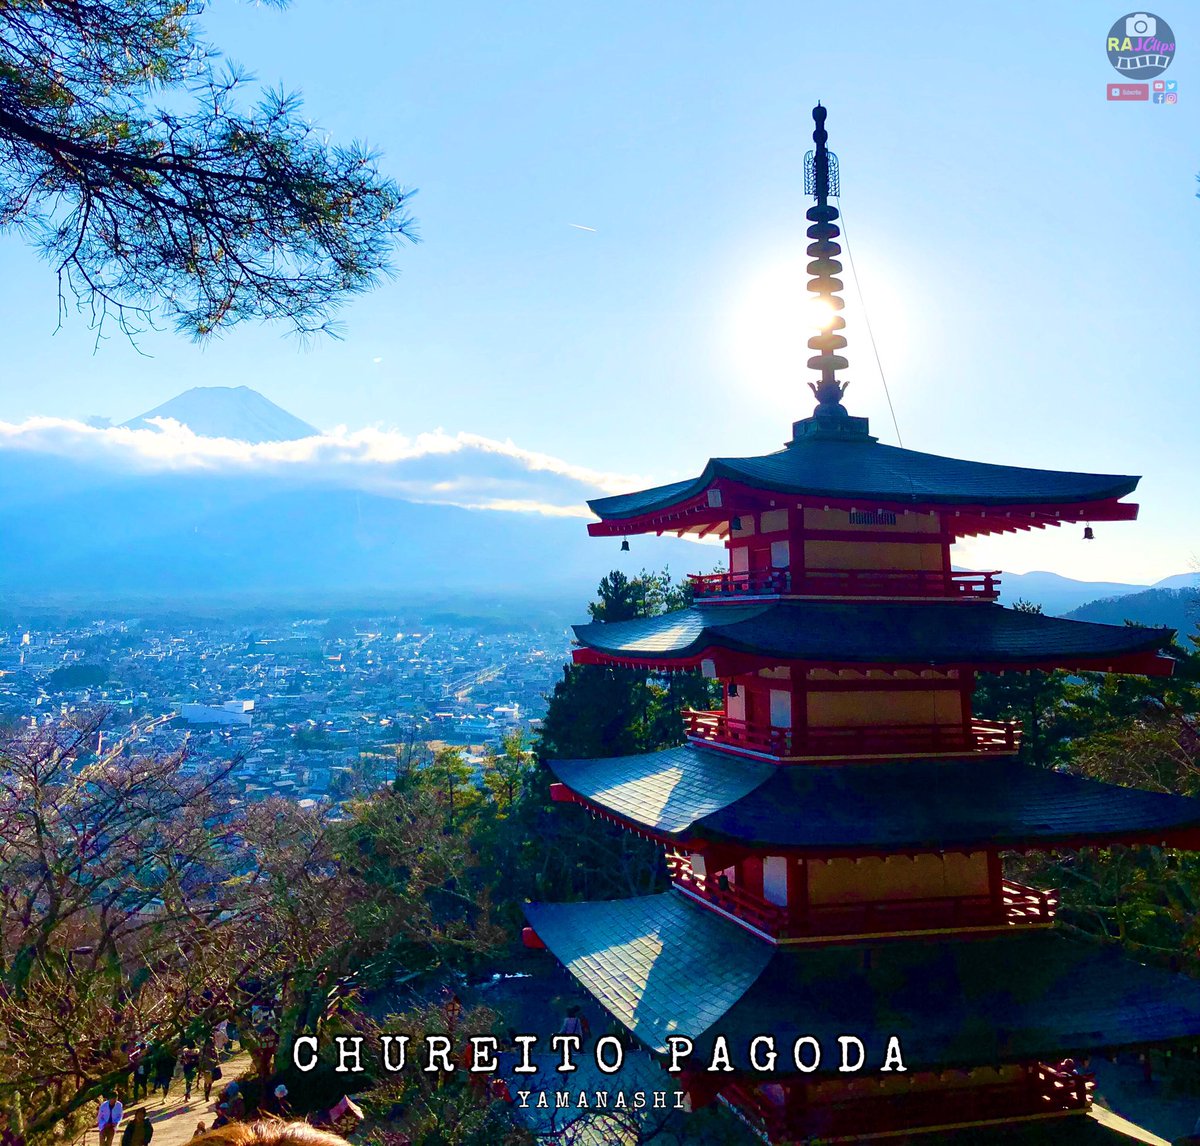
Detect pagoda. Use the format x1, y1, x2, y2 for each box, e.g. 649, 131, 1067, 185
523, 105, 1200, 1143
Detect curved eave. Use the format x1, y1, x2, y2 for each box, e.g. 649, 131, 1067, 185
571, 603, 1176, 678
587, 444, 1141, 538
588, 486, 1139, 541
548, 750, 1200, 855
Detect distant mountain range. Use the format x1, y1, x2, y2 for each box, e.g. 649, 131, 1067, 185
0, 386, 1193, 626
121, 385, 318, 442
0, 447, 705, 604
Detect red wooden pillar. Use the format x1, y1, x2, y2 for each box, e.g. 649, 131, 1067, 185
987, 850, 1004, 922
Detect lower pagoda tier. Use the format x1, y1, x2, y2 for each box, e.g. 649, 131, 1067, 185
547, 747, 1200, 852
571, 600, 1174, 675
523, 892, 1200, 1140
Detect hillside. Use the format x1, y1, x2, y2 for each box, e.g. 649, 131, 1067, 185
1064, 587, 1199, 634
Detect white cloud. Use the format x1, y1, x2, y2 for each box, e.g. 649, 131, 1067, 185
0, 416, 655, 517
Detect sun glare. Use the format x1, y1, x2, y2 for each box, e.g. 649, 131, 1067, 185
724, 246, 910, 406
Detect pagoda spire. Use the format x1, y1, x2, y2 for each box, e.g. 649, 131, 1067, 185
790, 104, 872, 444
805, 103, 848, 416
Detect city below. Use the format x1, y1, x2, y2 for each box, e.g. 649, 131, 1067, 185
0, 609, 573, 805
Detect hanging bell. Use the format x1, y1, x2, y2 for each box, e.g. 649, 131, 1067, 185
730, 515, 743, 531
620, 538, 630, 552
1083, 526, 1095, 541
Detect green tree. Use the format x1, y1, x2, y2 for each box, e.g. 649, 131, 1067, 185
419, 746, 481, 834
527, 570, 717, 904
0, 1, 415, 338
481, 730, 533, 814
973, 600, 1073, 767
1007, 626, 1200, 957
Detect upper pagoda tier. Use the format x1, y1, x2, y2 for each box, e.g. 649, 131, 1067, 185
587, 426, 1140, 541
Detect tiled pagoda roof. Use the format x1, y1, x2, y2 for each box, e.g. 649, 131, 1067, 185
548, 747, 1200, 852
572, 601, 1172, 671
524, 891, 1200, 1073
588, 434, 1138, 522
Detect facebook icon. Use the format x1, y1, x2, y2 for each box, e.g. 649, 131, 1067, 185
1153, 92, 1166, 103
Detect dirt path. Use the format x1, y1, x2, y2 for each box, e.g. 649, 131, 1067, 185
76, 1053, 255, 1146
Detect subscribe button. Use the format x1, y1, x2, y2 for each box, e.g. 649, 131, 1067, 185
1107, 83, 1149, 100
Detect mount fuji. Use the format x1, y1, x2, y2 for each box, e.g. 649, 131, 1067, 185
121, 386, 318, 442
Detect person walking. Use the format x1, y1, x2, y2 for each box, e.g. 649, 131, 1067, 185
152, 1047, 175, 1101
120, 1109, 153, 1146
129, 1044, 149, 1102
179, 1045, 200, 1101
199, 1043, 220, 1102
97, 1093, 123, 1146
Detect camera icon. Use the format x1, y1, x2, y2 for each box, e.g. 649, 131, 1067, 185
1126, 13, 1157, 36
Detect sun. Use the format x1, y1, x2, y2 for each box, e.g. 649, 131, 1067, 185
723, 245, 909, 406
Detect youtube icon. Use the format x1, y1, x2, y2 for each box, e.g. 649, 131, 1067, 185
1107, 83, 1149, 100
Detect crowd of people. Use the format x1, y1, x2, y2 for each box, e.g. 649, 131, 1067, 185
88, 1008, 363, 1146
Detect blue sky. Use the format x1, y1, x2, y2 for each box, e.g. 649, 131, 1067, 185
0, 1, 1196, 583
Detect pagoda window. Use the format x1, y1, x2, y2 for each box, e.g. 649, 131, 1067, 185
770, 539, 790, 568
760, 509, 789, 533
762, 856, 789, 907
730, 547, 749, 574
769, 689, 792, 730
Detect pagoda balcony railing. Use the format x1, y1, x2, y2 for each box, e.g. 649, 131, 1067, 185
669, 855, 1057, 939
722, 1065, 1091, 1142
667, 855, 790, 936
683, 709, 1021, 758
688, 568, 1001, 601
689, 569, 791, 597
1002, 878, 1059, 923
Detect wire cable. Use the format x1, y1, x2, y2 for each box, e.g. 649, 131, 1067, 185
835, 197, 903, 448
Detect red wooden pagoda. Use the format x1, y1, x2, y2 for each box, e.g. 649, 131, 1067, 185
524, 105, 1200, 1143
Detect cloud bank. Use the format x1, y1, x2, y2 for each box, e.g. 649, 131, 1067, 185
0, 417, 656, 517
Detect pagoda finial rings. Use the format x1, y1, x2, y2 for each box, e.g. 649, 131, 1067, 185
806, 205, 840, 223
